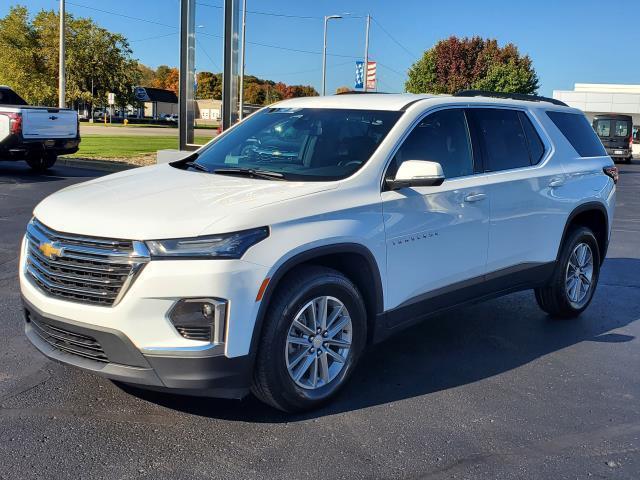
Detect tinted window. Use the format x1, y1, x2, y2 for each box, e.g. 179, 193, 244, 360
518, 112, 545, 164
548, 111, 607, 157
0, 88, 27, 106
392, 109, 473, 179
472, 109, 530, 171
595, 120, 611, 137
192, 108, 402, 181
614, 120, 630, 137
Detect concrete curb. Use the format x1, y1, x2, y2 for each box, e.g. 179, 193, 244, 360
58, 157, 140, 172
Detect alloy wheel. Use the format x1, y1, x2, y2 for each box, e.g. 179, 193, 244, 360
565, 242, 594, 308
285, 296, 352, 390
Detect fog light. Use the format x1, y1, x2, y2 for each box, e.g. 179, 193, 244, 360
168, 298, 227, 343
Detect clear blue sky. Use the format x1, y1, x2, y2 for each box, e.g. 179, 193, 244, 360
2, 0, 639, 96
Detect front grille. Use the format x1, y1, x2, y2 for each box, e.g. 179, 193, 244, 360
28, 314, 109, 363
24, 219, 149, 307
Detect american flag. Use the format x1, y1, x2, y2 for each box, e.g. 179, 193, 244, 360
366, 61, 377, 90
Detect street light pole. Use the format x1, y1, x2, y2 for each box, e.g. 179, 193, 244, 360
363, 14, 370, 92
238, 0, 247, 120
321, 15, 342, 96
58, 0, 66, 108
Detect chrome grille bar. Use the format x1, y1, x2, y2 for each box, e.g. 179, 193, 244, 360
24, 219, 149, 307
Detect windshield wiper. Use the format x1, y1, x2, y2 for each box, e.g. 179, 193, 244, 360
184, 161, 211, 173
213, 168, 285, 181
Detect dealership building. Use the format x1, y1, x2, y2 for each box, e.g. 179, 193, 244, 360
553, 83, 640, 125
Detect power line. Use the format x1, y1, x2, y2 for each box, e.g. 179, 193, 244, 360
194, 36, 222, 72
371, 16, 416, 59
64, 1, 175, 28
374, 60, 406, 79
130, 32, 178, 43
196, 1, 322, 20
198, 31, 360, 59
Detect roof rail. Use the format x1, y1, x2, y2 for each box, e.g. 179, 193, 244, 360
454, 90, 568, 107
334, 91, 389, 95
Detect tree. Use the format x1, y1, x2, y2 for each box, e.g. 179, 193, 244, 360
196, 71, 222, 99
336, 86, 353, 94
405, 36, 539, 95
0, 6, 140, 108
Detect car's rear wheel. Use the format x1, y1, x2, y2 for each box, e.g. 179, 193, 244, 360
535, 226, 600, 318
251, 265, 367, 412
26, 152, 57, 173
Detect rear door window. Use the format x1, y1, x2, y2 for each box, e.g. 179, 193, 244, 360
614, 121, 629, 137
548, 111, 607, 157
595, 120, 611, 137
518, 112, 546, 164
469, 109, 531, 172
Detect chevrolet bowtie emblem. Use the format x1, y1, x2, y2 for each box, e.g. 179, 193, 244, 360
39, 242, 62, 259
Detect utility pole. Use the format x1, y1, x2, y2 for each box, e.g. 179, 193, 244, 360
363, 14, 370, 92
238, 0, 247, 120
58, 0, 66, 108
321, 15, 342, 96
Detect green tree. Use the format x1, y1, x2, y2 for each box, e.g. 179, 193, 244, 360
405, 36, 539, 95
0, 6, 54, 104
196, 71, 222, 100
0, 5, 140, 108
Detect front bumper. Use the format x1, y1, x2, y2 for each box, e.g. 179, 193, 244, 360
23, 299, 252, 398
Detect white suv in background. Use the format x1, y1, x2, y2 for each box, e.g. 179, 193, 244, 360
20, 91, 617, 412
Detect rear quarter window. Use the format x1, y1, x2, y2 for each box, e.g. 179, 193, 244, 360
547, 111, 607, 157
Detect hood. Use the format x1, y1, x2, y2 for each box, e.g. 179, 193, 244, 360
34, 164, 337, 239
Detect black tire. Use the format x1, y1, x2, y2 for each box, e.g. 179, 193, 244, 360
626, 157, 633, 164
251, 265, 367, 412
26, 152, 57, 173
535, 226, 600, 318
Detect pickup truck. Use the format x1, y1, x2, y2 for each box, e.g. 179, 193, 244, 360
0, 86, 80, 172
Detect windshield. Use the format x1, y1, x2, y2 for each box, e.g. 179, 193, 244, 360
189, 108, 402, 181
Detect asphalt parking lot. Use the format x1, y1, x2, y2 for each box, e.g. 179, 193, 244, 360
0, 159, 639, 479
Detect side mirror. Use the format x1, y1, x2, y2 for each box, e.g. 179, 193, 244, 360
386, 160, 445, 190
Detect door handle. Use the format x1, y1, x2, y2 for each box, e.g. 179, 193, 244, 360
548, 177, 565, 188
464, 193, 486, 203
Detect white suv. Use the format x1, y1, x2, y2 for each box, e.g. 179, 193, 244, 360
20, 92, 617, 412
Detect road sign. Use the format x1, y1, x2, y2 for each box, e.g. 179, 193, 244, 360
107, 92, 115, 105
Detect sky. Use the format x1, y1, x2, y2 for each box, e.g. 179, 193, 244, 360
2, 0, 639, 96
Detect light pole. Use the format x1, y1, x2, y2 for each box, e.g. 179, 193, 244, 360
321, 14, 342, 96
238, 0, 247, 120
58, 0, 66, 108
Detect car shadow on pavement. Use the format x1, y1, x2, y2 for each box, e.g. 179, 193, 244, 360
117, 257, 639, 423
0, 161, 99, 182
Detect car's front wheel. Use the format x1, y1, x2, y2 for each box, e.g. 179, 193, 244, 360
252, 266, 367, 412
535, 226, 600, 318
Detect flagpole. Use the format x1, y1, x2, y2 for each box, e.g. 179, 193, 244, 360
363, 14, 370, 93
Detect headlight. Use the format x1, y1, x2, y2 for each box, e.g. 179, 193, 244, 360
146, 227, 269, 259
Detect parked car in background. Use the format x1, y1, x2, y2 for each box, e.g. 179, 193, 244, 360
164, 113, 178, 123
593, 114, 634, 163
20, 92, 616, 411
0, 86, 80, 172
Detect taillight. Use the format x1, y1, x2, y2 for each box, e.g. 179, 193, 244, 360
630, 134, 633, 149
603, 166, 619, 184
2, 112, 22, 136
